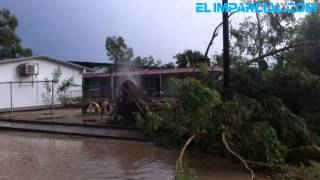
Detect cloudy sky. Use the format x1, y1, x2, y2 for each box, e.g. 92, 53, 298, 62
1, 0, 225, 63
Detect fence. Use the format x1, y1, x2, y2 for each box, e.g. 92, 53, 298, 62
0, 80, 83, 120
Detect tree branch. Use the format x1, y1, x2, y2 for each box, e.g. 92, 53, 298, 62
204, 12, 236, 58
246, 41, 320, 65
222, 132, 255, 180
253, 0, 263, 58
175, 133, 201, 172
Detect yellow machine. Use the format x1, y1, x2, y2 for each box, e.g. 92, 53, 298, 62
86, 96, 102, 114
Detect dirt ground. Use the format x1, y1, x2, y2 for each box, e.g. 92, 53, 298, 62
0, 108, 111, 125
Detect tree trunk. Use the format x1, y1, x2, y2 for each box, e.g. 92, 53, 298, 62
222, 0, 230, 98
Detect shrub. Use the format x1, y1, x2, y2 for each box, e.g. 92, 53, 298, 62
259, 97, 312, 148
299, 162, 320, 180
232, 121, 287, 164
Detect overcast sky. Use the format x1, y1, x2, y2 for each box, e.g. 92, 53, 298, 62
1, 0, 225, 63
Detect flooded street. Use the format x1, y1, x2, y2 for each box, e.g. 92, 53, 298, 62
0, 131, 252, 180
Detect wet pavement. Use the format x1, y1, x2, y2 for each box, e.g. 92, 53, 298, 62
0, 131, 255, 180
0, 119, 147, 141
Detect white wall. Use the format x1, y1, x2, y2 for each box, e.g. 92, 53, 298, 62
0, 58, 84, 110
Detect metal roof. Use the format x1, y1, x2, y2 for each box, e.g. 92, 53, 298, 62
68, 61, 159, 69
83, 66, 223, 79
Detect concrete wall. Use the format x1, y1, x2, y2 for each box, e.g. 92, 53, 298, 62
0, 57, 84, 110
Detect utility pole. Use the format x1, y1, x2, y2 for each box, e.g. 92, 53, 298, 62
222, 0, 230, 98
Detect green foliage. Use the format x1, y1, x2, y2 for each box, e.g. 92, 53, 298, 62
58, 76, 74, 93
290, 12, 320, 75
0, 9, 32, 60
306, 162, 320, 180
133, 6, 320, 176
42, 78, 53, 106
136, 104, 185, 147
303, 162, 320, 180
172, 78, 221, 114
230, 8, 295, 68
42, 67, 62, 106
136, 78, 221, 149
230, 66, 320, 140
42, 67, 75, 106
220, 93, 312, 149
162, 62, 176, 69
213, 95, 261, 130
233, 121, 287, 164
174, 50, 203, 68
259, 97, 312, 148
105, 36, 134, 64
138, 75, 316, 164
136, 111, 164, 133
265, 69, 320, 137
264, 68, 320, 114
58, 76, 75, 105
52, 67, 62, 83
175, 168, 197, 180
229, 8, 298, 71
229, 66, 267, 97
105, 36, 165, 67
196, 63, 209, 79
132, 56, 161, 67
59, 96, 83, 107
217, 96, 291, 163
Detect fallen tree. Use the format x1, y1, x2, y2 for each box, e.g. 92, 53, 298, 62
136, 75, 320, 179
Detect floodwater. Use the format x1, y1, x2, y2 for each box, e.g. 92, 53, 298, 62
0, 131, 254, 180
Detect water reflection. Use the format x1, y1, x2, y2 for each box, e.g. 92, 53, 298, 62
0, 131, 252, 180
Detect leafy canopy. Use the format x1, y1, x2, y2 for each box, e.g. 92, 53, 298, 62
290, 12, 320, 75
105, 36, 134, 64
174, 50, 203, 68
105, 36, 163, 67
0, 9, 32, 60
133, 56, 161, 67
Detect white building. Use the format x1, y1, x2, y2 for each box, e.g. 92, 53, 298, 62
0, 56, 90, 111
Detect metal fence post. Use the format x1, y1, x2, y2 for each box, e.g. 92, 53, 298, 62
51, 81, 54, 117
10, 82, 13, 120
159, 69, 162, 98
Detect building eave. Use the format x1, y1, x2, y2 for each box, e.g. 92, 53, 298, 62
0, 56, 93, 71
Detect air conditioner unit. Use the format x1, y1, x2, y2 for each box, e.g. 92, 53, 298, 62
26, 64, 35, 74
17, 63, 39, 76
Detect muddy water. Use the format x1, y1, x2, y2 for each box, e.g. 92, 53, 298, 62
0, 131, 253, 180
